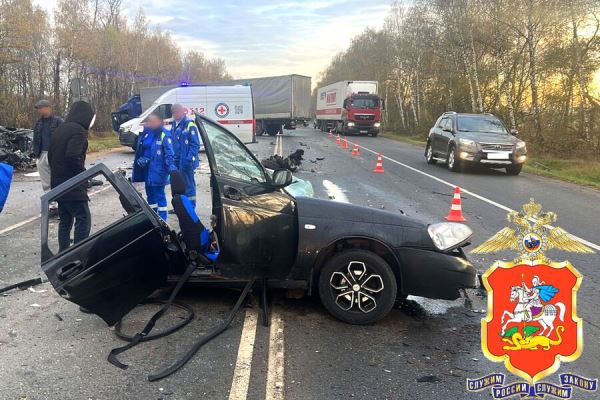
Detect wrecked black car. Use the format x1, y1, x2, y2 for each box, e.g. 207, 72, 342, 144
40, 114, 477, 329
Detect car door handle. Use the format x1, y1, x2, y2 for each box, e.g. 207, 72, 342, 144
57, 261, 83, 281
223, 185, 243, 201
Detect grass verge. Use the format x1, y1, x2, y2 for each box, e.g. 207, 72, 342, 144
381, 131, 600, 189
523, 158, 600, 189
87, 133, 121, 153
380, 131, 426, 145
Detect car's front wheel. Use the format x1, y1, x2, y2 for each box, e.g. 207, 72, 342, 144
318, 250, 397, 325
447, 146, 460, 172
425, 142, 436, 164
506, 164, 523, 175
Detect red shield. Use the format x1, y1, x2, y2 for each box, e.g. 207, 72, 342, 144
481, 261, 583, 383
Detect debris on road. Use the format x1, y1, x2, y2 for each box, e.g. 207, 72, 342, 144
261, 149, 305, 172
0, 277, 44, 295
416, 375, 441, 383
0, 126, 35, 170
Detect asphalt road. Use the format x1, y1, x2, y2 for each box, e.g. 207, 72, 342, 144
1, 126, 599, 400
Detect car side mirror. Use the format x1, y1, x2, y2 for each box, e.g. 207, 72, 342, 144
510, 129, 519, 136
271, 169, 293, 188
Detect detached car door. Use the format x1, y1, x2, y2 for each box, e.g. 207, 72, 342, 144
40, 164, 171, 326
197, 116, 298, 279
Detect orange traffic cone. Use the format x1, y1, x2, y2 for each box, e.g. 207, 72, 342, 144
373, 153, 384, 173
445, 187, 466, 222
336, 134, 341, 144
352, 143, 360, 156
328, 129, 333, 138
342, 137, 348, 150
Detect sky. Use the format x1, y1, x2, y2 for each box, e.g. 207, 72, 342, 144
34, 0, 391, 83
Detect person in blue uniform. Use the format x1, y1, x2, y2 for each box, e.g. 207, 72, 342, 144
132, 112, 176, 221
171, 104, 200, 207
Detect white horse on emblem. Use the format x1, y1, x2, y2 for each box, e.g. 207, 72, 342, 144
501, 286, 565, 337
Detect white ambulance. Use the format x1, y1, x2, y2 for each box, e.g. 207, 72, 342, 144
118, 85, 255, 148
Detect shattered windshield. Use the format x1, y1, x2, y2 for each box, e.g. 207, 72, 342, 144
457, 116, 507, 135
201, 119, 266, 184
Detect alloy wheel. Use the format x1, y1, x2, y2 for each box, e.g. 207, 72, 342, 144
448, 150, 455, 169
329, 261, 384, 313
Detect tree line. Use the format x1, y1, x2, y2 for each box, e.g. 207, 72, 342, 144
316, 0, 600, 159
0, 0, 230, 132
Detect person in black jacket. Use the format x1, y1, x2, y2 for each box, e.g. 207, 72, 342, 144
48, 101, 96, 251
33, 100, 63, 194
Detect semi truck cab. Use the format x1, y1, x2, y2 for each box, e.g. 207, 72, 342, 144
315, 80, 383, 137
342, 94, 382, 136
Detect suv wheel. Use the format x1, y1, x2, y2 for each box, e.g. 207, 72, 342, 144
319, 250, 397, 325
447, 146, 460, 172
506, 164, 523, 176
425, 142, 436, 164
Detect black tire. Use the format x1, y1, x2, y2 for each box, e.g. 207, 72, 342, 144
506, 164, 523, 175
131, 135, 139, 151
425, 142, 436, 164
370, 132, 378, 137
447, 146, 460, 172
255, 121, 264, 136
318, 250, 397, 325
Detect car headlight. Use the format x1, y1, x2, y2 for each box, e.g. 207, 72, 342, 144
347, 122, 355, 127
374, 122, 381, 128
428, 222, 473, 251
458, 138, 477, 152
516, 141, 527, 152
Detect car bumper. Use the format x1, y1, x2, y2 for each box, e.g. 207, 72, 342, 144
119, 130, 137, 147
395, 247, 477, 300
345, 124, 380, 135
458, 149, 527, 167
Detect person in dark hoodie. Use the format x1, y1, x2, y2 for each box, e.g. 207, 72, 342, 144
48, 101, 95, 251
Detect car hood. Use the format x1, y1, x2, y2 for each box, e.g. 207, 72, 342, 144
295, 197, 425, 229
458, 132, 518, 144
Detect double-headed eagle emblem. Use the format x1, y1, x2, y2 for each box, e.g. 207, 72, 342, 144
471, 198, 594, 263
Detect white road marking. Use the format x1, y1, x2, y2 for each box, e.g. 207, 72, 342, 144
349, 139, 600, 252
323, 179, 349, 203
266, 312, 285, 400
228, 309, 259, 400
274, 134, 284, 157
0, 215, 40, 236
0, 183, 113, 236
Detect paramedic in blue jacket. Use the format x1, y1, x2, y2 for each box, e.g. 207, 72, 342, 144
132, 112, 177, 221
171, 104, 200, 207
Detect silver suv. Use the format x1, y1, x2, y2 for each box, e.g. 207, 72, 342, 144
425, 112, 527, 175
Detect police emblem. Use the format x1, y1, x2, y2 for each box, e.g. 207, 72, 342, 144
467, 199, 597, 399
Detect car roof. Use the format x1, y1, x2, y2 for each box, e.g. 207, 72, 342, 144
443, 112, 499, 118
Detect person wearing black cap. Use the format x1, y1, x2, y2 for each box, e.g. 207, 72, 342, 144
33, 99, 62, 197
48, 101, 96, 251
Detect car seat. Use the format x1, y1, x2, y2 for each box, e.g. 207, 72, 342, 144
170, 171, 219, 263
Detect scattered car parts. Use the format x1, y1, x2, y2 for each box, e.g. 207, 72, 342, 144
0, 126, 35, 170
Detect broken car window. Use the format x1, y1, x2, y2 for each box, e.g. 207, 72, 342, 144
202, 121, 266, 184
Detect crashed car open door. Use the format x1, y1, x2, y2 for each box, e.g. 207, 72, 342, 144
196, 116, 298, 279
40, 165, 171, 326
